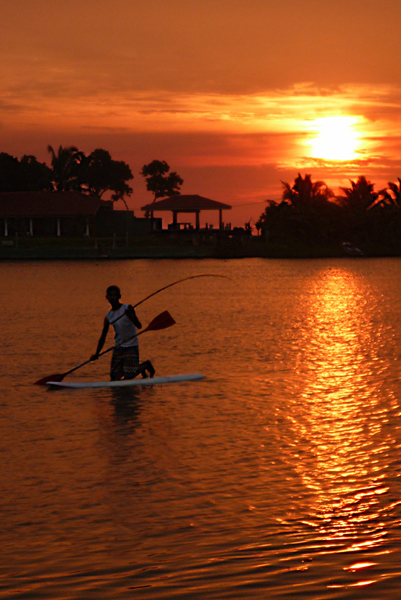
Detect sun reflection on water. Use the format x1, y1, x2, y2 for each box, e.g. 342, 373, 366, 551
286, 267, 397, 567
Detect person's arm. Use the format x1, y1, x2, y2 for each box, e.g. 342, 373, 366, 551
126, 305, 142, 329
90, 317, 110, 360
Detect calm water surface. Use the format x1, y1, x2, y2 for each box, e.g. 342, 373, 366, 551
2, 258, 401, 599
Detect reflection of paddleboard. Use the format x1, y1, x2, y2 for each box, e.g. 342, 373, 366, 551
46, 374, 205, 389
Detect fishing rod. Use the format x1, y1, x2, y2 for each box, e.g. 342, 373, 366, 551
110, 273, 230, 326
133, 273, 230, 309
34, 275, 229, 385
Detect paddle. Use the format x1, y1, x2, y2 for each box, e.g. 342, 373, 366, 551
35, 275, 227, 385
34, 310, 175, 385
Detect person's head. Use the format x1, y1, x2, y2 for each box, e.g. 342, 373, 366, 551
106, 285, 121, 306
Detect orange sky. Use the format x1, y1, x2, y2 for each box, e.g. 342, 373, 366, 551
2, 0, 401, 227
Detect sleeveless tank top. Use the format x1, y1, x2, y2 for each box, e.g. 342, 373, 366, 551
106, 304, 138, 348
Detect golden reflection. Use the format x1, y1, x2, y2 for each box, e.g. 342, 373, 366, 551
345, 561, 377, 571
288, 267, 395, 559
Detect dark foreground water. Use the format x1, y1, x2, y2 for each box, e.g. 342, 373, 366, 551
2, 257, 401, 599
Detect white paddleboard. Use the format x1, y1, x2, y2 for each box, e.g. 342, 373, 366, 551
46, 374, 205, 389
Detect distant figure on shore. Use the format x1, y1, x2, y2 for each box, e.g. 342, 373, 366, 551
90, 285, 155, 380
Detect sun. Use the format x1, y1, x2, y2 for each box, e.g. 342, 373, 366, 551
309, 116, 360, 161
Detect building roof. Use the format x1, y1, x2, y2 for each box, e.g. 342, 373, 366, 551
141, 194, 231, 212
0, 191, 104, 218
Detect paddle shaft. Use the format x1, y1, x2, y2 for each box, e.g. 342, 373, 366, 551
34, 311, 175, 384
35, 275, 227, 384
65, 308, 175, 377
60, 326, 149, 377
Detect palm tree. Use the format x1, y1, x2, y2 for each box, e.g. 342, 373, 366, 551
337, 176, 380, 214
380, 178, 401, 209
281, 173, 334, 211
47, 145, 85, 191
336, 176, 388, 247
364, 178, 401, 251
257, 174, 339, 244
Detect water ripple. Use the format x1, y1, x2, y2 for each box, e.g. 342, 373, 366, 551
2, 259, 401, 598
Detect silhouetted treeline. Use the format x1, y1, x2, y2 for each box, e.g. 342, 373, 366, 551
0, 148, 184, 210
0, 146, 134, 206
256, 174, 401, 252
0, 153, 54, 193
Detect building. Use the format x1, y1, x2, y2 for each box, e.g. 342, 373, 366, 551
0, 191, 155, 238
141, 194, 232, 230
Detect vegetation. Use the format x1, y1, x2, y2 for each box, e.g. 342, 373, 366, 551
79, 149, 133, 208
47, 145, 84, 192
256, 173, 401, 254
140, 159, 183, 201
4, 145, 401, 256
0, 148, 186, 212
0, 152, 53, 192
0, 146, 134, 209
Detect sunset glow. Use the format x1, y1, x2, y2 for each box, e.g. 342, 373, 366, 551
2, 1, 401, 225
309, 117, 361, 162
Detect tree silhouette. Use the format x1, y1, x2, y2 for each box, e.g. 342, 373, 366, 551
363, 179, 401, 251
337, 176, 380, 213
380, 178, 401, 208
140, 160, 183, 201
47, 145, 85, 191
0, 153, 21, 192
336, 176, 383, 244
80, 149, 133, 208
0, 152, 52, 192
18, 155, 53, 191
257, 174, 339, 244
281, 173, 335, 210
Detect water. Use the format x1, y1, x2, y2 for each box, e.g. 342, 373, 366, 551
2, 257, 401, 599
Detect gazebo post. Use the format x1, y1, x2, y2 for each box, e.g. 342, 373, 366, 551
196, 211, 200, 230
219, 209, 223, 229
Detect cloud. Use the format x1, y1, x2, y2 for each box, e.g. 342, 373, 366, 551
3, 1, 401, 225
3, 1, 401, 97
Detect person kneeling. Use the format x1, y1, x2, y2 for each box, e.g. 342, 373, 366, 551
90, 285, 155, 381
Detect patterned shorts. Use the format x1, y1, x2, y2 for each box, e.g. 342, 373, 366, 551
110, 346, 140, 380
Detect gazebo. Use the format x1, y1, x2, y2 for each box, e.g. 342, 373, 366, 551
141, 194, 232, 230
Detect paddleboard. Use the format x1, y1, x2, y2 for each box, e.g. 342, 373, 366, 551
46, 374, 205, 389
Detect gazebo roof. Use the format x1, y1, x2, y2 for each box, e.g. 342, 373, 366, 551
0, 191, 104, 218
141, 194, 231, 212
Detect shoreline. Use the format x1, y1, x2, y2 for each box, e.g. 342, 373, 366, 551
0, 249, 401, 263
1, 233, 400, 260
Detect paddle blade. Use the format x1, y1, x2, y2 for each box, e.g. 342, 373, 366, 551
34, 373, 66, 386
144, 310, 176, 332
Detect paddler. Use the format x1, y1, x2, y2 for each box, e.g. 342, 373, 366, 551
90, 285, 155, 380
